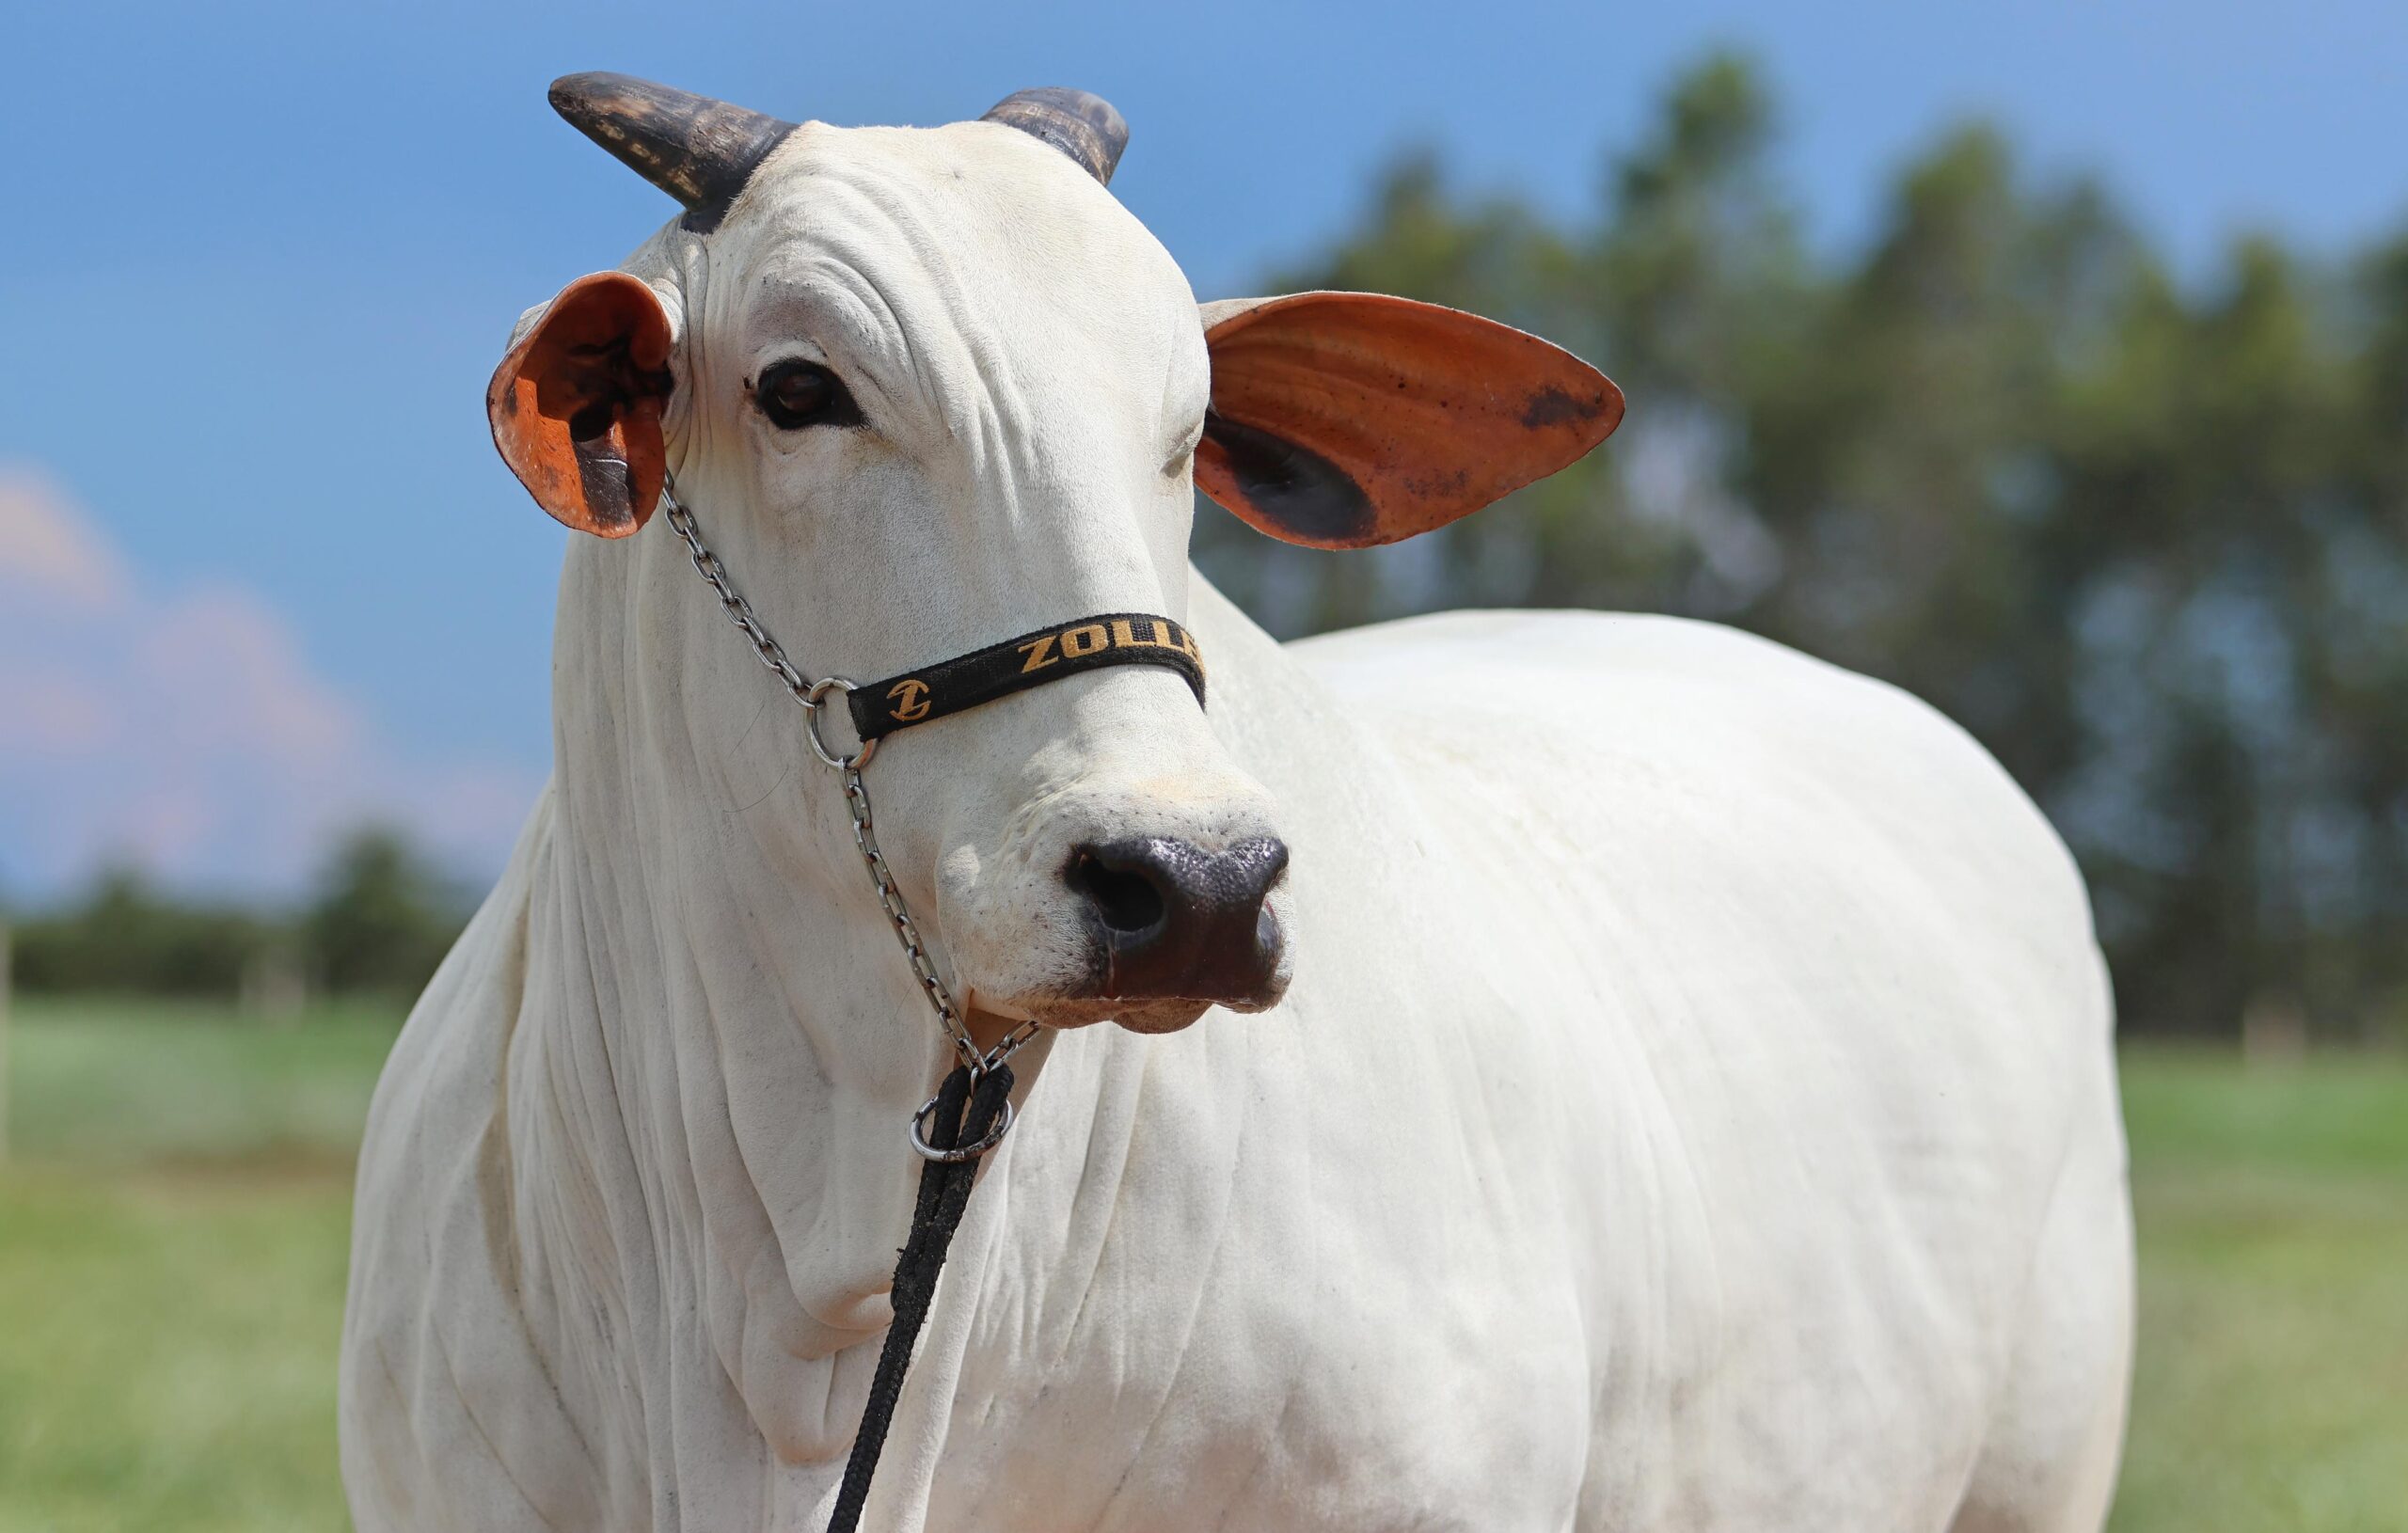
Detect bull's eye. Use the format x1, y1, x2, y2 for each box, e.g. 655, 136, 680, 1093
753, 360, 862, 431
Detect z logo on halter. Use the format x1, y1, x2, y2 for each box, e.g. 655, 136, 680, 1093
885, 678, 933, 723
852, 611, 1207, 742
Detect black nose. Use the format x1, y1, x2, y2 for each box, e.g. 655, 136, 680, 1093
1066, 836, 1288, 1004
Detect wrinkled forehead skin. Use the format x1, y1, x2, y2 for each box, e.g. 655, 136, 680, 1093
732, 118, 1202, 408
651, 117, 1210, 674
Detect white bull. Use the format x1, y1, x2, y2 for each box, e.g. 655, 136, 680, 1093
341, 75, 2132, 1533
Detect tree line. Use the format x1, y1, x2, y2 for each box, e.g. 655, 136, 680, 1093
1196, 53, 2408, 1041
6, 828, 468, 1006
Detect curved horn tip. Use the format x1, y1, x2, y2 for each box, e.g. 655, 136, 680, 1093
980, 87, 1129, 185
547, 71, 797, 234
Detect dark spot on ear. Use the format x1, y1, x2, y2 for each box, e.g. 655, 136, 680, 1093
1521, 386, 1607, 430
1402, 466, 1471, 499
571, 435, 637, 531
567, 401, 617, 442
1203, 411, 1374, 545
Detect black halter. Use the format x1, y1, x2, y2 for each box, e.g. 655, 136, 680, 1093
848, 611, 1206, 743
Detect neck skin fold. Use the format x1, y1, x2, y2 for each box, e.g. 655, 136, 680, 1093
505, 516, 1049, 1484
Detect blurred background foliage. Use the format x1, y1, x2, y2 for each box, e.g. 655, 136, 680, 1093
1198, 52, 2408, 1045
5, 828, 467, 1009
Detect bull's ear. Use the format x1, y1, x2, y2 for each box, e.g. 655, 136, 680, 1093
487, 272, 674, 538
1196, 292, 1623, 550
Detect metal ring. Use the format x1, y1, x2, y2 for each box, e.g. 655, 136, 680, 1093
911, 1090, 1014, 1162
803, 677, 876, 770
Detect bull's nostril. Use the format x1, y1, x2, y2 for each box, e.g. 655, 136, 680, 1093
1066, 836, 1287, 1008
1069, 850, 1167, 938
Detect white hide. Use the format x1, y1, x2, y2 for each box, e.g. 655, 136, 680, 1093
341, 117, 2132, 1532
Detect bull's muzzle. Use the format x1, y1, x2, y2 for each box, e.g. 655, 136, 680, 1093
1066, 836, 1288, 1008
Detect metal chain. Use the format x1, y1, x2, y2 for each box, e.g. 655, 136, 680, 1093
657, 476, 1039, 1100
839, 765, 1038, 1071
661, 492, 817, 714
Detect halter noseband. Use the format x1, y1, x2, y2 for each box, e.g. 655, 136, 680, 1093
851, 612, 1205, 743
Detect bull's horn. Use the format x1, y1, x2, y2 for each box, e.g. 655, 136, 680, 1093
548, 71, 796, 234
979, 88, 1128, 185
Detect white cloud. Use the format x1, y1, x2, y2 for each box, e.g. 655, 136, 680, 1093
0, 466, 542, 899
0, 470, 131, 612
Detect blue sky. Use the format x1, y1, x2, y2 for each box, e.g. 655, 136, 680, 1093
4, 0, 2404, 895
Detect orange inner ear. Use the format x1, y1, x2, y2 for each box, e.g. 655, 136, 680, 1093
487, 272, 674, 538
1196, 292, 1624, 550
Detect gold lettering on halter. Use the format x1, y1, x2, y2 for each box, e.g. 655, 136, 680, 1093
1159, 620, 1200, 668
886, 677, 931, 722
1019, 618, 1199, 678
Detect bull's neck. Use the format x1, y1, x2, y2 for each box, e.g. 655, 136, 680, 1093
511, 529, 1007, 1463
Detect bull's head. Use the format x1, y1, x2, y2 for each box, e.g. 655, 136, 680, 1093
489, 75, 1620, 1040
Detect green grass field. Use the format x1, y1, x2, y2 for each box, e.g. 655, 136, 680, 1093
2, 1002, 2403, 1531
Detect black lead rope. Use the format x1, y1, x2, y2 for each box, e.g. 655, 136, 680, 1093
827, 1061, 1016, 1533
813, 608, 1202, 1527
823, 611, 1197, 1525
